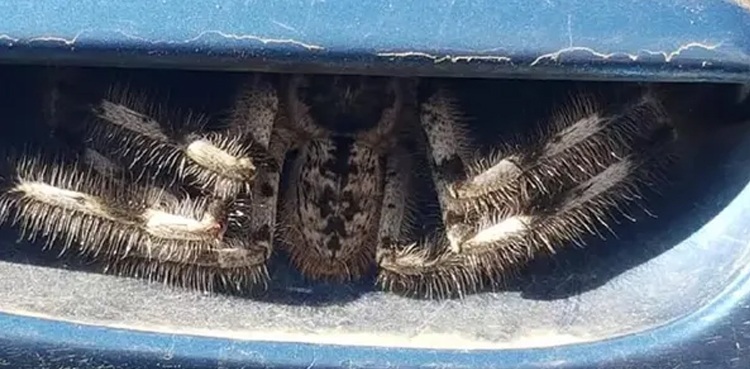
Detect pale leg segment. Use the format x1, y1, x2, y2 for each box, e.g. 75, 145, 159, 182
377, 87, 675, 299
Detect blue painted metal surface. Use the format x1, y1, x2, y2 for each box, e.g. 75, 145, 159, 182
1, 221, 749, 369
1, 1, 750, 368
0, 1, 749, 81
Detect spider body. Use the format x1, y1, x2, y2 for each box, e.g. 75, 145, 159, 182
0, 71, 684, 299
275, 75, 415, 282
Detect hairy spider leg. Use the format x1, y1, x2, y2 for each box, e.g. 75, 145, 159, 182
0, 147, 271, 293
376, 86, 485, 298
31, 73, 286, 293
219, 75, 284, 273
106, 75, 286, 293
65, 82, 266, 199
378, 86, 676, 299
450, 89, 668, 216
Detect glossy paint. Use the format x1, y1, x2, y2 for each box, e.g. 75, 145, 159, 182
0, 1, 748, 81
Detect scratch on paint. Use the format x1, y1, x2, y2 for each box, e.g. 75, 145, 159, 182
377, 51, 512, 64
0, 29, 323, 51
530, 41, 723, 66
118, 30, 324, 50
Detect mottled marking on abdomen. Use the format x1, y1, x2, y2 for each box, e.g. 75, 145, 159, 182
290, 136, 383, 281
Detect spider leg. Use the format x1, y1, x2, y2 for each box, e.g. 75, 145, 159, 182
5, 74, 287, 294
375, 143, 452, 297
412, 86, 477, 254
450, 89, 669, 216
53, 77, 273, 199
111, 75, 286, 292
221, 75, 288, 273
378, 85, 677, 299
0, 147, 270, 293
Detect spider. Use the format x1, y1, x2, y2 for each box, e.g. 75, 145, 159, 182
0, 71, 678, 299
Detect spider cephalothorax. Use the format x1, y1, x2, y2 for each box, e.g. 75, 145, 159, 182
0, 70, 690, 299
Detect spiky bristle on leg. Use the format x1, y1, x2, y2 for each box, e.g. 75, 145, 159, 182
378, 87, 677, 299
60, 84, 274, 199
0, 150, 221, 259
224, 75, 280, 146
378, 148, 672, 299
104, 239, 271, 294
374, 144, 424, 287
0, 148, 272, 293
450, 89, 670, 215
416, 87, 480, 254
225, 74, 288, 271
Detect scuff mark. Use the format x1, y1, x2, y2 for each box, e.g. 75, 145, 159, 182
640, 41, 723, 62
530, 41, 723, 66
119, 29, 324, 50
0, 34, 19, 44
0, 29, 323, 51
161, 334, 176, 361
531, 47, 641, 66
27, 30, 88, 47
377, 51, 512, 64
271, 20, 300, 34
378, 41, 723, 67
305, 358, 317, 369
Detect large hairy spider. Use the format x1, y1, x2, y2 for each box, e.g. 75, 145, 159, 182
0, 71, 680, 299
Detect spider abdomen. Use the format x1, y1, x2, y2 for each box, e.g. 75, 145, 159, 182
281, 136, 383, 282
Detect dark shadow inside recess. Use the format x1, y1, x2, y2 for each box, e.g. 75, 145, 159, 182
0, 64, 748, 308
